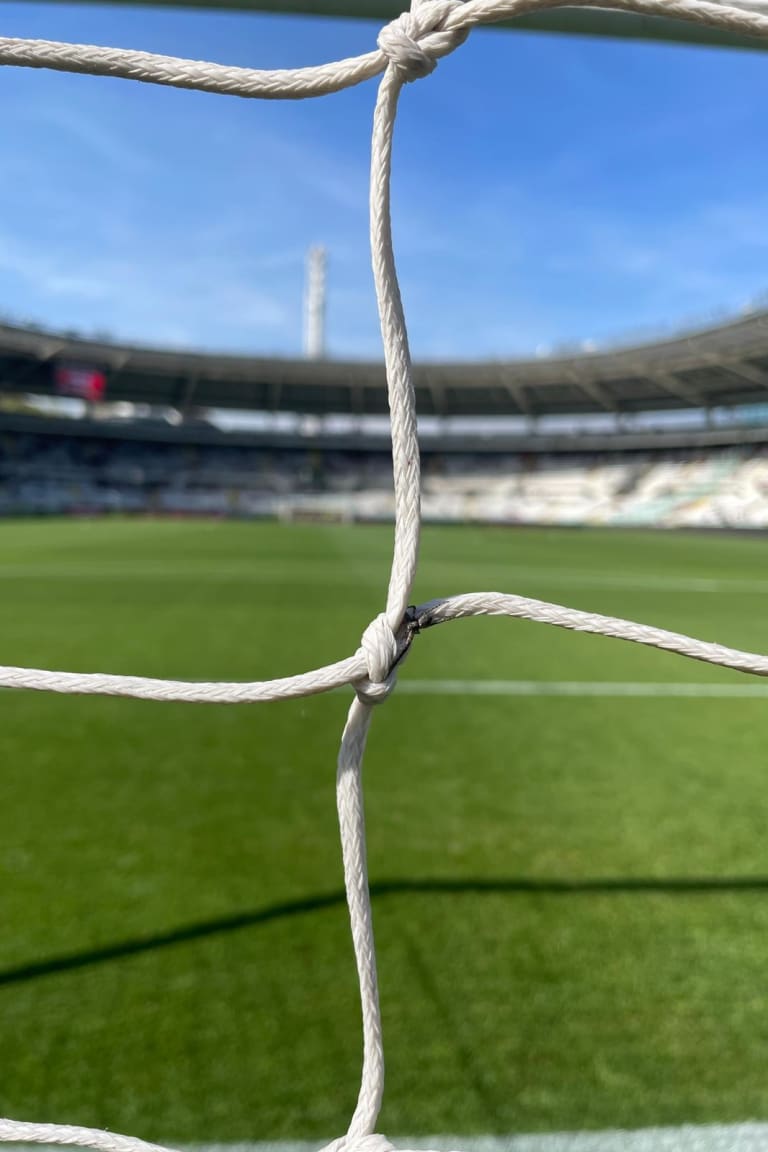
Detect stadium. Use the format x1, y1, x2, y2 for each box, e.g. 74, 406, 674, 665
5, 4, 768, 1152
5, 306, 768, 526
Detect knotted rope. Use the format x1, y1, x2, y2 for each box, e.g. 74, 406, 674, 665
1, 2, 768, 1151
378, 0, 470, 80
356, 614, 402, 705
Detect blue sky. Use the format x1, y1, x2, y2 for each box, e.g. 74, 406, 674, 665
0, 2, 767, 360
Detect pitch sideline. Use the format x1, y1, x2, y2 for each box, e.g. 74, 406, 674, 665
193, 1127, 768, 1152
397, 680, 768, 698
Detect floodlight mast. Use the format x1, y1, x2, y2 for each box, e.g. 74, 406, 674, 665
304, 246, 327, 361
5, 0, 768, 51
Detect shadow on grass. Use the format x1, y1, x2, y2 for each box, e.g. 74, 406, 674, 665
3, 874, 768, 988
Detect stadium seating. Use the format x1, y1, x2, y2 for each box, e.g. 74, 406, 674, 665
2, 425, 768, 528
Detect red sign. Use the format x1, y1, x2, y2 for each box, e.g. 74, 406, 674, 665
54, 364, 107, 403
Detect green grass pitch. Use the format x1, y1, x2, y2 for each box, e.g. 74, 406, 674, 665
3, 519, 768, 1143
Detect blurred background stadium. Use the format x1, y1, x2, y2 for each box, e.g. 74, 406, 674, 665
5, 306, 768, 526
4, 1, 768, 1149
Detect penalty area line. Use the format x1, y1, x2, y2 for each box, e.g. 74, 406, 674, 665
396, 680, 768, 698
8, 1131, 768, 1152
190, 1126, 768, 1152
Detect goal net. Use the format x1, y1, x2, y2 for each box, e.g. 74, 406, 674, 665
1, 3, 768, 1151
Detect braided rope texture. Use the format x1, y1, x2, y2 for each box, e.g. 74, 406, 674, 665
2, 2, 768, 1151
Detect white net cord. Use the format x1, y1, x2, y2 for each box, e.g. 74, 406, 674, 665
2, 2, 768, 1151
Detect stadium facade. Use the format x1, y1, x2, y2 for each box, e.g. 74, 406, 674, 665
5, 310, 768, 418
3, 312, 768, 528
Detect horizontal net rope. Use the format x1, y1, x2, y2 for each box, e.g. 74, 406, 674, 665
414, 593, 768, 679
2, 2, 768, 1152
1, 593, 768, 701
0, 651, 371, 702
0, 38, 386, 98
0, 1124, 180, 1152
0, 0, 767, 99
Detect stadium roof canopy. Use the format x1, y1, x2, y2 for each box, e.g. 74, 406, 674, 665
10, 0, 768, 51
4, 310, 768, 418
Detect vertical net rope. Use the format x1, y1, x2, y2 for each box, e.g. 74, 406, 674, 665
1, 2, 768, 1150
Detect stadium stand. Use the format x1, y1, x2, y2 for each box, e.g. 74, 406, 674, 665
4, 306, 768, 417
3, 311, 768, 528
3, 418, 768, 527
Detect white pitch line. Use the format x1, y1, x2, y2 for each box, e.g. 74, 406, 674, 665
397, 680, 768, 697
189, 1126, 768, 1152
14, 1130, 768, 1152
9, 1122, 768, 1152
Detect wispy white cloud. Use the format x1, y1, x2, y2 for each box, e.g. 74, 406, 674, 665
22, 103, 150, 175
0, 228, 294, 350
